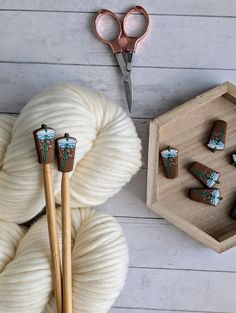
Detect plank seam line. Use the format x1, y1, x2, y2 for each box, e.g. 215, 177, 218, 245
0, 112, 18, 115
115, 216, 163, 220
129, 265, 236, 274
117, 220, 166, 225
132, 117, 151, 121
1, 60, 236, 71
0, 8, 236, 19
112, 305, 235, 313
116, 218, 169, 226
0, 113, 152, 121
0, 112, 151, 123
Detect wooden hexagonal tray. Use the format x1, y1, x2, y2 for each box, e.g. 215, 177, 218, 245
147, 82, 236, 253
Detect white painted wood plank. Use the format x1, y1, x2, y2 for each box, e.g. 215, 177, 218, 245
134, 119, 149, 169
0, 2, 235, 313
1, 0, 236, 17
0, 12, 236, 69
111, 309, 210, 313
114, 267, 236, 312
0, 63, 235, 118
98, 169, 156, 218
118, 217, 236, 271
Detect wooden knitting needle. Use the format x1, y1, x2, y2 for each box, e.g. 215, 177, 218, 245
33, 124, 62, 313
56, 133, 77, 313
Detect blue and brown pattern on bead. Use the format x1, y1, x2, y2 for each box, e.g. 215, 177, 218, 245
56, 133, 77, 173
33, 124, 56, 164
207, 120, 227, 152
189, 162, 220, 188
232, 154, 236, 166
189, 188, 223, 207
160, 146, 178, 179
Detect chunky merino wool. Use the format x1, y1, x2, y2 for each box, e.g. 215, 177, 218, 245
0, 85, 141, 223
0, 207, 128, 313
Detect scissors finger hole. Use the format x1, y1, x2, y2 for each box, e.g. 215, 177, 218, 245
95, 15, 121, 41
123, 13, 148, 38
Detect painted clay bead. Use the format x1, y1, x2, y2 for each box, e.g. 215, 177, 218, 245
189, 188, 222, 207
230, 203, 236, 220
56, 133, 77, 172
160, 146, 178, 179
33, 124, 56, 164
207, 120, 227, 152
189, 161, 220, 188
232, 154, 236, 166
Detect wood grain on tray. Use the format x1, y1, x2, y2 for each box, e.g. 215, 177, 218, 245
147, 82, 236, 252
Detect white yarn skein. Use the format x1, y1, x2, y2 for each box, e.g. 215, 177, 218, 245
0, 207, 128, 313
0, 85, 141, 223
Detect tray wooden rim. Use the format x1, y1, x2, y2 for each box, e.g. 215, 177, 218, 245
147, 81, 236, 253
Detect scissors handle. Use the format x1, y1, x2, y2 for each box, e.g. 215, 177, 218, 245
93, 9, 123, 54
123, 6, 150, 52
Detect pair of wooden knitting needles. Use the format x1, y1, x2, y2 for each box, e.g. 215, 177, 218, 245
33, 124, 77, 313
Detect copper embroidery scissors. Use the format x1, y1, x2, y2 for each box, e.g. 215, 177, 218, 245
94, 6, 150, 112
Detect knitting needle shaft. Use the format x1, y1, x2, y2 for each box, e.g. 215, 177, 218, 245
61, 172, 72, 313
43, 164, 62, 313
56, 133, 77, 313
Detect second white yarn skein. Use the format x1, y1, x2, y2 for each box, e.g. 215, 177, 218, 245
0, 207, 128, 313
0, 85, 141, 223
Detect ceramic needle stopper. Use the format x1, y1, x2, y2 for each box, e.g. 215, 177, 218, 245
230, 202, 236, 220
232, 154, 236, 166
189, 188, 223, 207
160, 146, 178, 179
189, 162, 220, 188
33, 124, 56, 164
56, 133, 77, 172
207, 120, 227, 152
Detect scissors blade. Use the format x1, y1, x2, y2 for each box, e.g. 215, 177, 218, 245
126, 51, 134, 72
115, 52, 128, 78
123, 76, 132, 113
115, 53, 133, 112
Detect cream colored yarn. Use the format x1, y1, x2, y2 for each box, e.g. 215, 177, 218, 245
0, 207, 128, 313
0, 85, 141, 223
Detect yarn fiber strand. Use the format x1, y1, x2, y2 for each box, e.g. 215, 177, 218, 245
0, 85, 141, 223
0, 207, 128, 313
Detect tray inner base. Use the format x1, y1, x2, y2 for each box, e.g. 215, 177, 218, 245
157, 96, 236, 242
